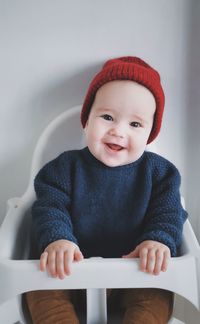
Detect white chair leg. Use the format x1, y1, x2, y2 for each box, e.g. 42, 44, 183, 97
172, 293, 200, 324
0, 295, 26, 324
86, 288, 107, 324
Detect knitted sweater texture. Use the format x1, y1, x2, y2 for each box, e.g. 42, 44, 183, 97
32, 147, 187, 257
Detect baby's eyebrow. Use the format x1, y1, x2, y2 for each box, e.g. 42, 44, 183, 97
96, 107, 113, 113
130, 114, 144, 122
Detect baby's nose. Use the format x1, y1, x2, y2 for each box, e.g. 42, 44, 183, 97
108, 124, 125, 138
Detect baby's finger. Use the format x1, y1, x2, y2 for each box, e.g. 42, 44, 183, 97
153, 250, 164, 275
47, 250, 57, 277
56, 250, 65, 280
146, 249, 156, 274
139, 248, 148, 272
40, 251, 48, 271
161, 250, 170, 272
64, 249, 74, 275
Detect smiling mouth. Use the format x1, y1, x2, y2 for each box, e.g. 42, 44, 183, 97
105, 143, 124, 151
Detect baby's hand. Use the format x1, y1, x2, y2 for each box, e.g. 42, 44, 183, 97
123, 240, 171, 275
40, 240, 84, 280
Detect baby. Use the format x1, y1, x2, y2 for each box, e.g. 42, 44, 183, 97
26, 56, 187, 324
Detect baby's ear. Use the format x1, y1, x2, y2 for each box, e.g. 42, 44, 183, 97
83, 120, 89, 131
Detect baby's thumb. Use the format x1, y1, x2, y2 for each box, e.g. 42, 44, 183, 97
122, 247, 139, 258
74, 247, 84, 261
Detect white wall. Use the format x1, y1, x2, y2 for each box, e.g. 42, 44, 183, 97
0, 0, 198, 239
185, 0, 200, 241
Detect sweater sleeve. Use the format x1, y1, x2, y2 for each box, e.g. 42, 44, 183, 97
136, 158, 188, 256
32, 152, 78, 254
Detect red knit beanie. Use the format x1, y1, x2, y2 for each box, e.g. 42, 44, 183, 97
81, 56, 165, 144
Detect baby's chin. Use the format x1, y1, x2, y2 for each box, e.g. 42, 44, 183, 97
97, 155, 138, 168
102, 160, 133, 168
91, 151, 125, 167
88, 146, 143, 167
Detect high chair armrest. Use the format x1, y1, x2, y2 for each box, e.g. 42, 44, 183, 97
0, 195, 34, 259
181, 219, 200, 256
0, 255, 199, 310
0, 198, 21, 258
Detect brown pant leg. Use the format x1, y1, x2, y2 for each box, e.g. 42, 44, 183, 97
121, 288, 173, 324
25, 290, 79, 324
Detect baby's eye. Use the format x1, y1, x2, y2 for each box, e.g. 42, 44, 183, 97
130, 121, 142, 128
101, 114, 113, 121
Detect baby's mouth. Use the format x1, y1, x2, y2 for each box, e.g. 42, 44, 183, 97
105, 143, 124, 151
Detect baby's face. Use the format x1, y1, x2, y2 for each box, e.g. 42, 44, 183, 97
84, 80, 156, 167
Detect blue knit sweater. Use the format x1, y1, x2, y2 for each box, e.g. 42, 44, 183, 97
32, 147, 187, 257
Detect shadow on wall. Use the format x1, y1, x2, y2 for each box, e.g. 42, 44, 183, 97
29, 62, 102, 134
186, 0, 200, 241
0, 62, 102, 223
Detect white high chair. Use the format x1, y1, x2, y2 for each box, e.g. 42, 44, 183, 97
0, 106, 200, 324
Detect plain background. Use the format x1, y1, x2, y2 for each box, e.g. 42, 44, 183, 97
0, 0, 200, 243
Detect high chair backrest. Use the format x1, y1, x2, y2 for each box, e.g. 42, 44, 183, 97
30, 106, 85, 185
2, 106, 86, 260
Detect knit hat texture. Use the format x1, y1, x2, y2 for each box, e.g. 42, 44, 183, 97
81, 56, 165, 143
